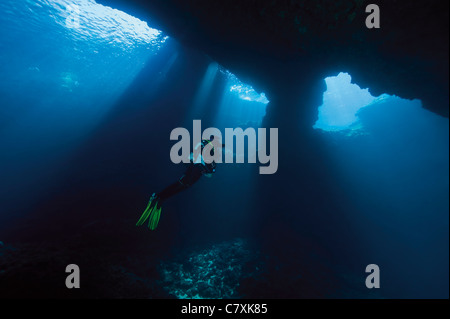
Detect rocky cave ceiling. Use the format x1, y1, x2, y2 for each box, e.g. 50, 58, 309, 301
99, 0, 449, 119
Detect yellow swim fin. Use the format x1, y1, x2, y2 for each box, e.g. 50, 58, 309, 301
136, 194, 159, 227
148, 205, 162, 230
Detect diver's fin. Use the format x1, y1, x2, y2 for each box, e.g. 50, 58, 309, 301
136, 204, 154, 226
148, 204, 162, 230
136, 194, 158, 226
136, 203, 154, 226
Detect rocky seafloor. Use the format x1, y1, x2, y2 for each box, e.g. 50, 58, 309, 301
159, 238, 264, 299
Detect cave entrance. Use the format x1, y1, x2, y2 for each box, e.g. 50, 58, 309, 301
313, 72, 377, 132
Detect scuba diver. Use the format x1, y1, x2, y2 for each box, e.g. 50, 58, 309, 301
136, 137, 223, 230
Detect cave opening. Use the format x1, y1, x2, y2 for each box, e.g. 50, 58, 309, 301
314, 72, 377, 132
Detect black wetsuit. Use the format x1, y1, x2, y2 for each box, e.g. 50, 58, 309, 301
157, 161, 215, 202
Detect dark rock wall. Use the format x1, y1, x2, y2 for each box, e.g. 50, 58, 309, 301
101, 0, 448, 118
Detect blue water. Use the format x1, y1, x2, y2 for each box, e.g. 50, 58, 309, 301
0, 0, 448, 299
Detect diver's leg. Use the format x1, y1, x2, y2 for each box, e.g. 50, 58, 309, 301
157, 180, 188, 202
157, 164, 204, 202
136, 178, 192, 229
137, 164, 204, 230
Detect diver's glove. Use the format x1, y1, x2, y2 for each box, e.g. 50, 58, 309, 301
136, 193, 162, 230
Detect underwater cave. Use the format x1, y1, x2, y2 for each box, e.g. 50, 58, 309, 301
0, 0, 448, 301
